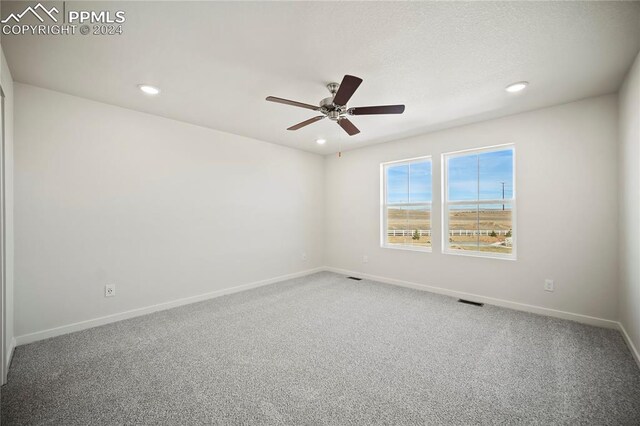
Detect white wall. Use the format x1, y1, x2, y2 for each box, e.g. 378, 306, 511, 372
1, 45, 15, 375
619, 51, 640, 360
325, 95, 619, 322
14, 83, 324, 338
9, 83, 627, 343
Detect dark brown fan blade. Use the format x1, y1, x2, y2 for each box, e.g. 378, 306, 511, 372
266, 96, 320, 111
287, 116, 325, 131
333, 75, 363, 106
349, 105, 405, 115
337, 118, 360, 136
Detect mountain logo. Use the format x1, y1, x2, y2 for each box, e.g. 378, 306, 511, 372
1, 3, 59, 24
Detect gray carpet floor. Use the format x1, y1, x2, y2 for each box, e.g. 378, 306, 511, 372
2, 272, 640, 425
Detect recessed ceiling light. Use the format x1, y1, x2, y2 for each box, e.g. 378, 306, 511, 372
505, 81, 528, 93
138, 84, 160, 95
316, 138, 326, 145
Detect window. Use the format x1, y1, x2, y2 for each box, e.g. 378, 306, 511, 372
381, 157, 432, 251
442, 145, 515, 259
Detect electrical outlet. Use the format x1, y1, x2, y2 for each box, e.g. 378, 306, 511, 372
544, 279, 554, 292
363, 255, 368, 263
105, 284, 115, 297
301, 252, 307, 262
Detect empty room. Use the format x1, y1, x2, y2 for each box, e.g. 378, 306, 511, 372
1, 1, 639, 424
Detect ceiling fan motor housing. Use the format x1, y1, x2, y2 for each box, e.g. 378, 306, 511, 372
320, 83, 348, 121
320, 96, 335, 109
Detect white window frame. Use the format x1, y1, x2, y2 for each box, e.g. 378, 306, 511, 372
441, 144, 516, 260
380, 156, 432, 252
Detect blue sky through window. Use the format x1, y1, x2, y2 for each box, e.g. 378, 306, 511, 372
385, 149, 513, 205
448, 149, 513, 202
386, 160, 432, 204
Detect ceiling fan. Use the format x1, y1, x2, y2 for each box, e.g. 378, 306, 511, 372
266, 75, 405, 136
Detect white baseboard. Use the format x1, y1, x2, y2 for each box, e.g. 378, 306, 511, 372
325, 267, 619, 329
13, 266, 625, 349
15, 267, 324, 346
6, 337, 15, 371
618, 322, 640, 369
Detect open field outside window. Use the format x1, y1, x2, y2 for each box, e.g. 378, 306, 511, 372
443, 145, 515, 259
381, 157, 432, 251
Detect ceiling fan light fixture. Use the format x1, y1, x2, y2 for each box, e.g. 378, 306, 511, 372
138, 84, 160, 95
505, 81, 529, 93
316, 138, 326, 145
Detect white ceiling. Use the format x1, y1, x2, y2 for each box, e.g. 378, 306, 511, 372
2, 1, 639, 154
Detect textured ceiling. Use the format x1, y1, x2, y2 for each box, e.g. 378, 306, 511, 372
2, 1, 639, 154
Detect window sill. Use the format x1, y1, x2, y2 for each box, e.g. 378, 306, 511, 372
442, 248, 516, 261
381, 244, 432, 253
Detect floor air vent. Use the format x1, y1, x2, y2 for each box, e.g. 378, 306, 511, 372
347, 276, 362, 281
458, 299, 484, 307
